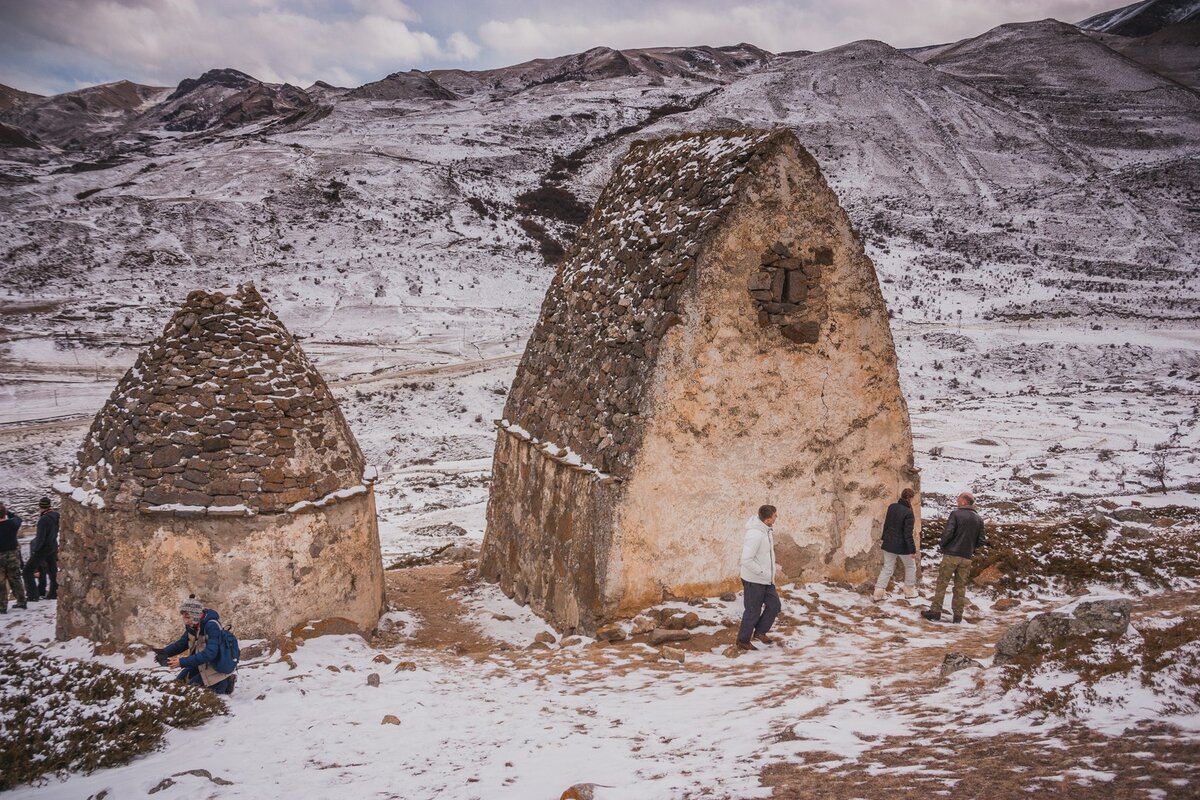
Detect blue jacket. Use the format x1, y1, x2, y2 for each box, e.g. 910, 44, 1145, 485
162, 608, 223, 668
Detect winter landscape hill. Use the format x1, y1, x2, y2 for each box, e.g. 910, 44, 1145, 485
0, 0, 1198, 796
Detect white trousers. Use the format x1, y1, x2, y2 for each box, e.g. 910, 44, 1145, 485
875, 552, 916, 589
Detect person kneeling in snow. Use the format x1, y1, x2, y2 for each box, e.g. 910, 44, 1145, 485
156, 596, 237, 695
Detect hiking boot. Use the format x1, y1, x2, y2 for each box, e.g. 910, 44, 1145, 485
736, 640, 758, 651
753, 633, 774, 645
921, 610, 942, 622
0, 608, 7, 614
225, 675, 237, 696
872, 587, 886, 602
14, 601, 26, 610
952, 614, 963, 624
46, 593, 56, 600
903, 587, 919, 600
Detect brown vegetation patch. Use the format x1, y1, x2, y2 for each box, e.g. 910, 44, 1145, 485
923, 513, 1200, 594
0, 646, 225, 791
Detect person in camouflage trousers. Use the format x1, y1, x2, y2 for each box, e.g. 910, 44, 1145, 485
0, 502, 27, 613
922, 492, 987, 624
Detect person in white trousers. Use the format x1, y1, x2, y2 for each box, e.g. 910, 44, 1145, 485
873, 488, 918, 601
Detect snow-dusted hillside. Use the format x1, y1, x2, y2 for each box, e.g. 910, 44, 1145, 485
4, 15, 1194, 533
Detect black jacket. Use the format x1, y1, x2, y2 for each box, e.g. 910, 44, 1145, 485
880, 500, 916, 555
0, 513, 21, 552
940, 506, 986, 558
32, 510, 59, 555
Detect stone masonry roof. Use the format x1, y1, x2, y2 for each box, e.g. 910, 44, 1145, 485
503, 128, 789, 476
71, 283, 365, 515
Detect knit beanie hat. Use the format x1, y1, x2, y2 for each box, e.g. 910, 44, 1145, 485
180, 595, 204, 624
39, 497, 51, 509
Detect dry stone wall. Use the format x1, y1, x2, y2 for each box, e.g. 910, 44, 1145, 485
73, 283, 364, 514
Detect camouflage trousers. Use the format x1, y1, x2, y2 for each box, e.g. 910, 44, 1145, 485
929, 554, 972, 617
0, 550, 25, 610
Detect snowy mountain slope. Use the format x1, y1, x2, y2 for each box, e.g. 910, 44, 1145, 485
1088, 17, 1200, 89
0, 12, 1197, 519
1079, 0, 1200, 35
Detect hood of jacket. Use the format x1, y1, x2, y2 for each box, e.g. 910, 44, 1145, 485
188, 608, 220, 632
746, 516, 771, 534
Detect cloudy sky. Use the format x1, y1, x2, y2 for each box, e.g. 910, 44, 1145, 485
1, 0, 1123, 95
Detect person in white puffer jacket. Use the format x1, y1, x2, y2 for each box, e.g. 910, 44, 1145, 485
737, 504, 781, 650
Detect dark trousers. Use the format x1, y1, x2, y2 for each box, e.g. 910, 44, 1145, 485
24, 551, 57, 600
738, 580, 781, 643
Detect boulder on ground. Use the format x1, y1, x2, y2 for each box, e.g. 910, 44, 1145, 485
595, 623, 626, 643
649, 628, 691, 645
660, 646, 686, 663
994, 599, 1132, 665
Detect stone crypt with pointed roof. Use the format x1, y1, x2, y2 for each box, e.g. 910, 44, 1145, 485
55, 283, 385, 646
481, 128, 920, 634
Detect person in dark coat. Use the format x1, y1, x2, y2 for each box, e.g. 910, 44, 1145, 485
873, 488, 918, 601
922, 492, 987, 623
24, 497, 59, 601
0, 503, 27, 613
155, 595, 237, 694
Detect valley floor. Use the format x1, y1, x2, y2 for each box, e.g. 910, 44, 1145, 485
3, 554, 1199, 799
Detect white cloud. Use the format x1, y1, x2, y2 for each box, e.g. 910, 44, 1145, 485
0, 0, 480, 93
475, 0, 1124, 62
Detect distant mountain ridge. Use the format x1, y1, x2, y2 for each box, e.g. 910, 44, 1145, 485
1078, 0, 1200, 35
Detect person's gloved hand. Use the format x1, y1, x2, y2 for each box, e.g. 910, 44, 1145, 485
154, 649, 169, 666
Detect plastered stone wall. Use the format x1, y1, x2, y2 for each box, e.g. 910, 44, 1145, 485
56, 490, 385, 646
483, 129, 919, 633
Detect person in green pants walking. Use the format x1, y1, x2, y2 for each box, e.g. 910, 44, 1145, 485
922, 492, 987, 624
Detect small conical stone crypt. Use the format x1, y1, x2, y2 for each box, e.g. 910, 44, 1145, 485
55, 283, 385, 646
481, 128, 920, 634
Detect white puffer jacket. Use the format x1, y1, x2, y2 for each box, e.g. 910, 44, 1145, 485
740, 515, 776, 585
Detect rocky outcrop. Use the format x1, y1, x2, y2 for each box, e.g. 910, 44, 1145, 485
482, 128, 919, 633
56, 283, 385, 646
993, 599, 1132, 665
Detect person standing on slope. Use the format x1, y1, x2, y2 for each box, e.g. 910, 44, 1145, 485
24, 497, 59, 601
0, 503, 27, 613
873, 488, 918, 601
737, 504, 782, 651
922, 492, 987, 624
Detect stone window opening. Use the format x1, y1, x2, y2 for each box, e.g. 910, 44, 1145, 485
747, 241, 831, 344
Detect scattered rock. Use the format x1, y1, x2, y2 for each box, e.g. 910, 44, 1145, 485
719, 592, 737, 602
972, 563, 1003, 586
366, 673, 380, 687
560, 784, 601, 800
682, 612, 701, 629
649, 628, 691, 645
993, 599, 1132, 665
534, 630, 557, 645
1112, 506, 1153, 523
492, 613, 514, 622
722, 645, 742, 658
526, 641, 554, 651
240, 643, 267, 661
660, 646, 686, 663
1152, 517, 1175, 528
595, 623, 626, 643
393, 661, 417, 672
687, 597, 705, 606
940, 652, 983, 677
381, 714, 401, 725
631, 615, 657, 635
561, 636, 583, 647
993, 597, 1021, 612
372, 653, 393, 664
